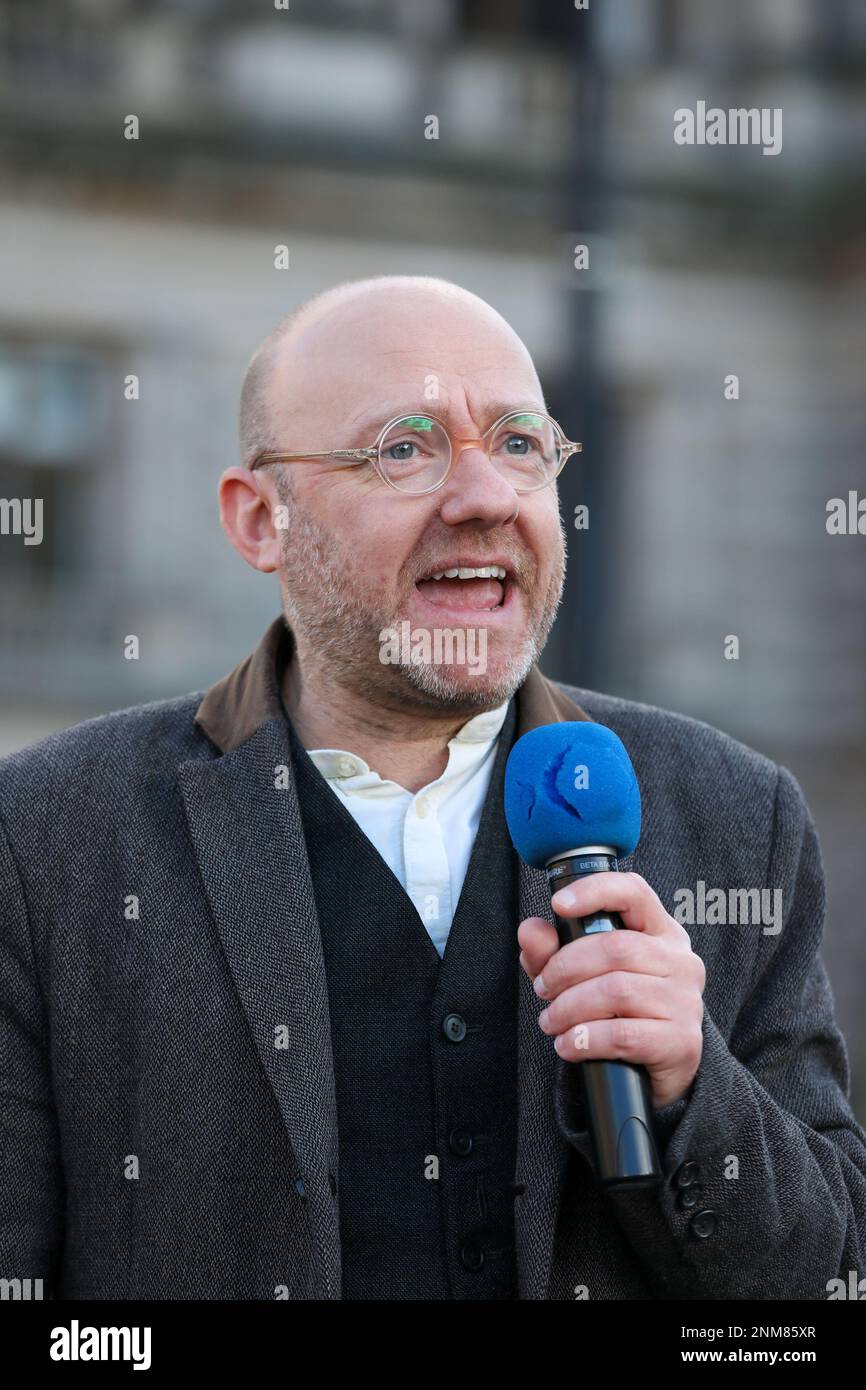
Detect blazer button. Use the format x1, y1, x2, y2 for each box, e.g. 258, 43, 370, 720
449, 1129, 474, 1156
460, 1241, 485, 1272
676, 1185, 704, 1212
689, 1209, 717, 1240
442, 1013, 467, 1042
674, 1161, 704, 1188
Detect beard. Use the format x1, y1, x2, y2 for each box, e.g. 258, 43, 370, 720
275, 474, 567, 714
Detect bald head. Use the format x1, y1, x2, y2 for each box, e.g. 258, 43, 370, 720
238, 276, 541, 469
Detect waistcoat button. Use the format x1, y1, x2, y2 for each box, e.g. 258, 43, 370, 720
448, 1129, 473, 1156
442, 1013, 467, 1042
460, 1241, 485, 1272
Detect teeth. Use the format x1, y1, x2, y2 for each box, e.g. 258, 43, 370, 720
426, 565, 507, 581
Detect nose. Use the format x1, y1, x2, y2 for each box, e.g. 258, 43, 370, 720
435, 442, 520, 528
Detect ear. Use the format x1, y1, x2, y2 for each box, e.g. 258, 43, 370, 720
218, 467, 286, 574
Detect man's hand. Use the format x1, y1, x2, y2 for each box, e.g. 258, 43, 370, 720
518, 872, 706, 1110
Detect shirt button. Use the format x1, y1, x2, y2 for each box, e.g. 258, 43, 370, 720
442, 1013, 467, 1042
416, 796, 429, 818
448, 1129, 473, 1156
460, 1241, 485, 1272
338, 758, 354, 776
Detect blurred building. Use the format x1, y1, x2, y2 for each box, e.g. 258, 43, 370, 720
1, 0, 865, 1112
0, 0, 577, 724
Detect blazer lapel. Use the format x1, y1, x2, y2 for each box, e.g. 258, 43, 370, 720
178, 715, 341, 1299
512, 665, 593, 1299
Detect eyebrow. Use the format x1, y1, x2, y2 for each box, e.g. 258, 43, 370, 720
347, 401, 549, 441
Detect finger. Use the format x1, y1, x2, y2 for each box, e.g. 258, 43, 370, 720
517, 917, 560, 979
534, 927, 676, 1002
537, 971, 693, 1035
550, 1015, 686, 1066
550, 872, 686, 941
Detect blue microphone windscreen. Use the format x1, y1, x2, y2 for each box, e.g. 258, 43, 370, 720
504, 722, 641, 868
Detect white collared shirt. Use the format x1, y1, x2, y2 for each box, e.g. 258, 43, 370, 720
307, 701, 510, 958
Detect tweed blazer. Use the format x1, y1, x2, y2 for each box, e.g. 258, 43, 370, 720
1, 615, 864, 1300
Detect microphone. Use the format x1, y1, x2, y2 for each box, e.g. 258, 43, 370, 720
504, 722, 662, 1188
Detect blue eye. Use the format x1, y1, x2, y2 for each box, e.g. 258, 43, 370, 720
386, 441, 419, 462
504, 434, 532, 455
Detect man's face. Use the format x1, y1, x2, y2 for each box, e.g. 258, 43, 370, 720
270, 288, 568, 712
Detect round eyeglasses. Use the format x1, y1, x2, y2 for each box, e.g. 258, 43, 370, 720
252, 409, 582, 496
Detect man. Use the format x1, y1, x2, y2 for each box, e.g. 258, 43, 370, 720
1, 275, 865, 1301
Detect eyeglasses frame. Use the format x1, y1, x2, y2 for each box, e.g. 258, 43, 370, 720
250, 408, 583, 496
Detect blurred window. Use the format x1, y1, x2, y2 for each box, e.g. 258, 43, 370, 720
0, 342, 113, 582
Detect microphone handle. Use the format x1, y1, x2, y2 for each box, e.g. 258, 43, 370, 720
546, 850, 662, 1188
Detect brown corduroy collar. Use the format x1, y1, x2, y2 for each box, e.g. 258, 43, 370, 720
194, 615, 591, 756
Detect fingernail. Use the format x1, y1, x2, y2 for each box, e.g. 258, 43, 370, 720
534, 974, 547, 997
552, 888, 575, 911
537, 1008, 550, 1031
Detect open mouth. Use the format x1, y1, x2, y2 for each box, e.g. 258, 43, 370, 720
414, 564, 510, 613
